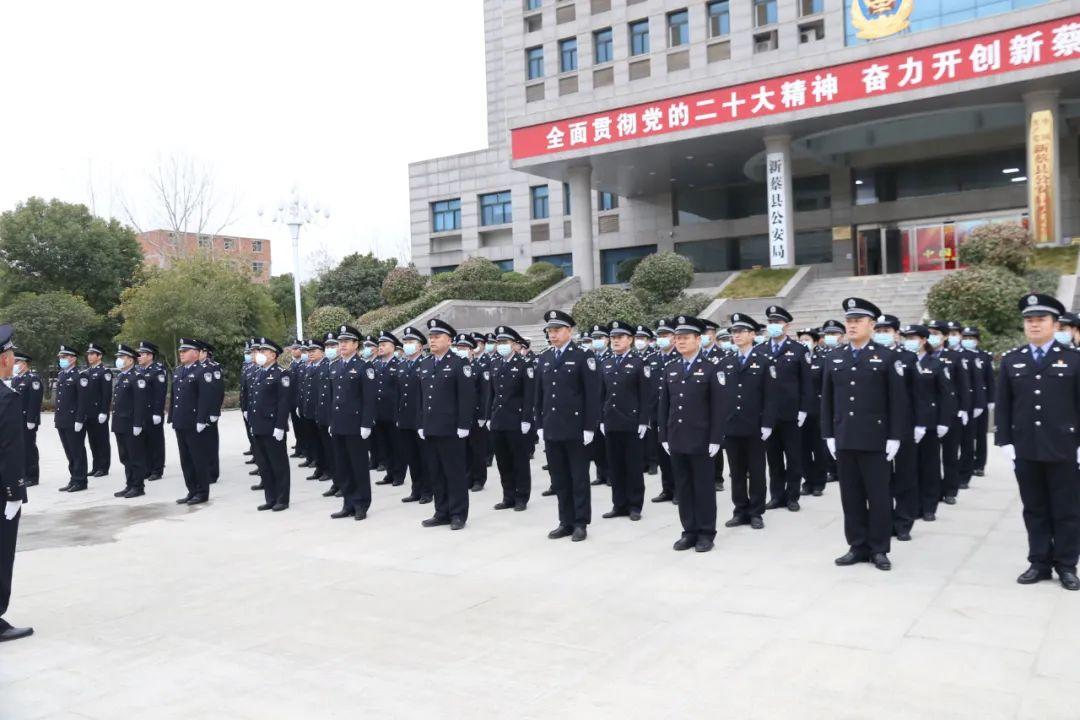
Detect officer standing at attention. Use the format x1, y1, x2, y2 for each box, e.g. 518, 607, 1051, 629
598, 319, 650, 521
488, 326, 535, 512
135, 342, 167, 482
797, 328, 827, 497
417, 320, 475, 530
634, 325, 661, 477
588, 324, 610, 489
947, 322, 987, 491
55, 345, 89, 493
316, 332, 340, 498
110, 344, 149, 499
927, 320, 970, 506
80, 343, 113, 478
876, 315, 918, 541
301, 339, 328, 481
197, 342, 224, 485
761, 306, 812, 513
659, 317, 725, 552
962, 326, 995, 480
249, 339, 293, 512
651, 318, 679, 504
11, 352, 42, 488
287, 341, 310, 462
373, 330, 404, 487
169, 339, 211, 505
823, 298, 905, 571
535, 310, 601, 542
996, 294, 1080, 591
329, 325, 377, 521
0, 324, 32, 642
241, 341, 262, 484
464, 332, 491, 493
397, 327, 430, 504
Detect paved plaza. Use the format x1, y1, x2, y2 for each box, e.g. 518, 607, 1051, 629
2, 412, 1079, 719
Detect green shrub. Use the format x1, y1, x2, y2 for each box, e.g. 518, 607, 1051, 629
652, 292, 712, 319
380, 265, 426, 305
306, 305, 354, 338
571, 287, 648, 330
1023, 268, 1060, 295
926, 265, 1028, 337
629, 252, 694, 303
502, 271, 528, 283
527, 261, 560, 277
958, 223, 1033, 274
615, 256, 645, 283
452, 257, 503, 283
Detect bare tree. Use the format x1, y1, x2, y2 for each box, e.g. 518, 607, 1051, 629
304, 243, 337, 280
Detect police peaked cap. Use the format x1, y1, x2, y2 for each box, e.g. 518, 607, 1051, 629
1019, 293, 1065, 318
765, 305, 793, 323
608, 320, 633, 337
542, 310, 574, 329
427, 318, 455, 337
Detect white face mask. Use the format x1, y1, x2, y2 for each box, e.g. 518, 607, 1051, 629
591, 339, 606, 352
300, 353, 309, 362
253, 352, 268, 366
634, 339, 648, 351
702, 335, 713, 347
403, 341, 420, 356
13, 364, 25, 376
927, 334, 943, 348
824, 335, 839, 347
961, 338, 978, 351
656, 337, 672, 350
1054, 331, 1072, 345
720, 341, 733, 352
485, 343, 496, 353
361, 347, 374, 360
59, 357, 71, 370
325, 346, 338, 360
801, 340, 814, 352
903, 339, 922, 353
766, 323, 784, 338
453, 347, 470, 359
243, 353, 252, 364
754, 335, 765, 345
114, 357, 126, 370
497, 343, 513, 357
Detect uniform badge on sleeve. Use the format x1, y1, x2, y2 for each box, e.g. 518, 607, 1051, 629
943, 367, 951, 380
214, 370, 222, 380
104, 373, 112, 382
975, 358, 983, 369
204, 372, 213, 383
526, 367, 534, 379
137, 379, 146, 388
282, 375, 290, 387
366, 368, 376, 380
769, 366, 777, 379
894, 360, 904, 376
587, 358, 596, 371
717, 371, 726, 386
643, 366, 651, 379
483, 371, 490, 381
80, 378, 88, 387
463, 365, 472, 378
32, 381, 40, 390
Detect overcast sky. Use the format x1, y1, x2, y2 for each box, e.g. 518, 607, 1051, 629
0, 1, 488, 278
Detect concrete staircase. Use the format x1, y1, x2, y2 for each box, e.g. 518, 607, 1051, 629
782, 270, 952, 329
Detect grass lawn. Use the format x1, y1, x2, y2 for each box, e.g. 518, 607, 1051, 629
718, 267, 798, 299
1030, 245, 1079, 275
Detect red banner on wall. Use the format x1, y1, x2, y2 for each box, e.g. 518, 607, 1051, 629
511, 15, 1080, 160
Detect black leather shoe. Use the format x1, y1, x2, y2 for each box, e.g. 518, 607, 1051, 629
249, 469, 260, 476
147, 474, 162, 482
750, 516, 765, 529
124, 488, 145, 498
422, 517, 450, 527
67, 483, 88, 493
91, 470, 108, 478
715, 481, 724, 491
450, 516, 465, 530
0, 625, 33, 642
800, 485, 813, 496
245, 459, 257, 465
391, 480, 404, 487
375, 477, 393, 485
923, 512, 936, 522
1059, 571, 1080, 591
186, 496, 207, 505
469, 482, 484, 492
548, 525, 573, 539
354, 509, 367, 521
896, 530, 912, 542
942, 495, 957, 505
629, 510, 641, 521
541, 487, 556, 497
590, 478, 605, 486
494, 501, 514, 510
871, 553, 891, 571
24, 479, 38, 487
514, 502, 527, 512
787, 500, 800, 512
651, 492, 673, 503
695, 538, 714, 553
334, 489, 343, 497
176, 496, 193, 504
257, 503, 274, 511
299, 460, 314, 468
251, 484, 264, 491
835, 550, 868, 566
322, 487, 337, 497
244, 450, 254, 456
306, 473, 322, 481
725, 516, 749, 528
958, 481, 970, 490
272, 503, 288, 512
571, 526, 587, 542
58, 483, 72, 492
646, 465, 658, 475
418, 495, 433, 504
114, 488, 129, 498
602, 509, 628, 519
765, 498, 785, 510
330, 509, 353, 519
972, 469, 985, 477
673, 536, 696, 551
402, 495, 421, 503
812, 488, 823, 497
1017, 566, 1052, 584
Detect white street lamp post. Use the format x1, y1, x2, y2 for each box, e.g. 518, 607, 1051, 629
259, 187, 329, 340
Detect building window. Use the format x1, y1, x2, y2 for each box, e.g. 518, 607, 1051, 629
251, 239, 264, 253
563, 182, 571, 216
852, 147, 1027, 205
493, 259, 514, 271
800, 0, 823, 15
707, 1, 730, 36
197, 235, 212, 249
222, 237, 236, 250
559, 37, 578, 72
601, 245, 656, 284
251, 261, 265, 275
594, 28, 613, 63
530, 185, 550, 219
432, 265, 458, 275
167, 231, 179, 246
533, 253, 573, 277
525, 0, 542, 9
526, 46, 544, 80
753, 0, 777, 26
598, 191, 619, 211
667, 10, 689, 47
629, 19, 650, 56
479, 191, 512, 226
431, 198, 461, 232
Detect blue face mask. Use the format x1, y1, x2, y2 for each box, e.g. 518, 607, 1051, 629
873, 332, 893, 347
361, 347, 374, 360
634, 339, 648, 352
928, 334, 943, 348
720, 341, 733, 352
947, 335, 961, 348
325, 347, 338, 360
766, 323, 784, 338
961, 339, 977, 351
243, 353, 252, 364
591, 339, 606, 352
453, 347, 470, 359
824, 335, 839, 347
657, 337, 671, 350
403, 342, 420, 356
300, 353, 309, 362
497, 343, 513, 357
754, 335, 765, 345
903, 339, 922, 353
1054, 330, 1072, 345
114, 357, 126, 370
485, 343, 495, 353
702, 335, 713, 347
59, 358, 71, 369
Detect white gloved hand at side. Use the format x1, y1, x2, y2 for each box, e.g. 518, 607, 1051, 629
153, 415, 162, 425
456, 428, 469, 439
959, 410, 969, 426
973, 408, 983, 419
98, 414, 107, 425
4, 501, 21, 521
133, 427, 142, 437
360, 427, 372, 440
26, 423, 34, 431
536, 429, 543, 443
74, 422, 83, 432
583, 430, 594, 445
273, 428, 284, 442
637, 424, 647, 439
914, 426, 926, 444
520, 422, 531, 435
988, 403, 995, 413
885, 439, 900, 462
937, 424, 949, 438
761, 427, 772, 441
826, 438, 836, 457
599, 423, 605, 436
797, 411, 807, 427
662, 442, 670, 455
708, 443, 720, 457
211, 416, 219, 423
196, 423, 206, 433
1000, 444, 1015, 462
417, 429, 424, 440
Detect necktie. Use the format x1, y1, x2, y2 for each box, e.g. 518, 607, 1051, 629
684, 361, 692, 375
1033, 347, 1044, 364
739, 354, 747, 367
852, 348, 860, 361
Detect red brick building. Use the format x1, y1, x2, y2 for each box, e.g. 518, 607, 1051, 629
136, 230, 272, 283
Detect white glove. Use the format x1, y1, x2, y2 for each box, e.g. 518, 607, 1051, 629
243, 411, 249, 421
211, 416, 219, 423
520, 422, 531, 435
536, 429, 543, 443
959, 410, 969, 426
936, 425, 948, 438
273, 428, 284, 442
973, 408, 983, 419
583, 430, 595, 445
637, 424, 647, 439
662, 441, 670, 455
26, 423, 34, 430
885, 439, 900, 462
74, 422, 84, 432
988, 403, 994, 413
153, 415, 162, 425
417, 429, 425, 440
456, 428, 469, 439
913, 426, 926, 444
98, 413, 107, 424
477, 419, 485, 428
826, 438, 836, 457
361, 427, 372, 440
708, 443, 720, 457
599, 423, 605, 436
761, 427, 772, 441
1000, 444, 1015, 461
1076, 446, 1080, 467
797, 411, 807, 428
133, 427, 143, 437
196, 423, 206, 433
4, 501, 21, 521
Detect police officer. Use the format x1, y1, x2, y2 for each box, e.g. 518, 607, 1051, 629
135, 341, 167, 482
0, 324, 32, 642
761, 306, 812, 512
717, 314, 776, 530
300, 339, 326, 481
489, 325, 535, 512
287, 341, 310, 461
535, 310, 601, 542
946, 321, 986, 491
55, 345, 89, 493
249, 339, 292, 512
465, 332, 491, 492
170, 338, 211, 505
398, 327, 429, 504
81, 343, 112, 478
962, 326, 995, 480
197, 342, 224, 485
240, 340, 263, 483
823, 298, 906, 571
997, 293, 1080, 591
373, 330, 404, 487
417, 321, 475, 530
588, 324, 611, 489
659, 316, 725, 552
598, 320, 650, 521
797, 328, 827, 497
314, 333, 340, 497
11, 352, 41, 488
877, 315, 918, 540
110, 344, 149, 499
927, 320, 970, 506
651, 318, 679, 504
329, 325, 377, 521
634, 325, 662, 477
701, 319, 722, 361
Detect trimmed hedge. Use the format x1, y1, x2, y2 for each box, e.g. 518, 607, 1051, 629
630, 252, 694, 302
958, 223, 1033, 274
381, 265, 426, 305
572, 287, 648, 330
926, 265, 1028, 337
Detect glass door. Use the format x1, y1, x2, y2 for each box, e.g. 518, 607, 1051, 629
855, 226, 883, 276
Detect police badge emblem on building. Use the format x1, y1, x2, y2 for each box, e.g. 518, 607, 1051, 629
850, 0, 912, 40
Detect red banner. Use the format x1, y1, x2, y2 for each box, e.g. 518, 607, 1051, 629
511, 15, 1080, 160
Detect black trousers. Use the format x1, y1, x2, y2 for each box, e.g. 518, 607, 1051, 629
493, 429, 531, 505
372, 421, 398, 481
800, 415, 827, 491
399, 428, 427, 498
303, 418, 324, 475
605, 430, 643, 513
466, 424, 489, 486
0, 507, 20, 620
892, 438, 918, 534
714, 443, 725, 483
591, 430, 608, 485
254, 434, 291, 506
959, 412, 977, 483
425, 435, 469, 521
175, 429, 210, 499
115, 431, 147, 491
767, 419, 803, 503
86, 418, 111, 473
656, 433, 675, 497
643, 426, 659, 471
727, 435, 767, 519
291, 409, 307, 454
22, 428, 38, 484
332, 434, 372, 513
545, 439, 591, 528
671, 452, 717, 540
146, 422, 165, 476
1015, 458, 1080, 573
974, 410, 989, 472
58, 427, 88, 483
206, 421, 220, 481
941, 415, 962, 498
837, 449, 892, 555
917, 432, 943, 516
370, 422, 388, 470
317, 423, 336, 479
